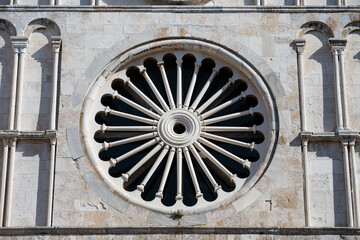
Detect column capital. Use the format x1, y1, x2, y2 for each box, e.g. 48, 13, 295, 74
341, 138, 349, 146
10, 36, 28, 53
328, 38, 347, 52
301, 138, 309, 147
50, 137, 57, 146
295, 38, 306, 54
9, 137, 17, 147
2, 138, 10, 147
349, 138, 356, 147
51, 36, 62, 53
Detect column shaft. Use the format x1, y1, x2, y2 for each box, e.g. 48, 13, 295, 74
339, 49, 350, 130
296, 43, 306, 131
176, 60, 182, 108
14, 49, 26, 130
350, 139, 360, 227
342, 140, 354, 227
47, 139, 57, 226
50, 39, 61, 130
332, 48, 344, 131
302, 139, 311, 226
3, 139, 17, 227
8, 49, 19, 130
0, 140, 9, 226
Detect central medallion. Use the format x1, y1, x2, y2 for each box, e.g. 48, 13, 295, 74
158, 109, 201, 148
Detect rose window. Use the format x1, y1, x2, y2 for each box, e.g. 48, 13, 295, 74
81, 39, 276, 213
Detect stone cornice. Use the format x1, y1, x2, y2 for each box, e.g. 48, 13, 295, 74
0, 130, 57, 140
0, 227, 360, 236
1, 6, 360, 13
300, 131, 359, 142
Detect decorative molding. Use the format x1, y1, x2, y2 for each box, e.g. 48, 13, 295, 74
329, 38, 347, 51
300, 131, 359, 142
10, 36, 28, 53
149, 0, 205, 3
0, 130, 57, 140
1, 227, 360, 236
1, 6, 360, 14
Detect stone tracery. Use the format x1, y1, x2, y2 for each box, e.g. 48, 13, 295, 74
81, 39, 276, 212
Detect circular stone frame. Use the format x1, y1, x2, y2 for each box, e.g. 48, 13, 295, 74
80, 38, 279, 214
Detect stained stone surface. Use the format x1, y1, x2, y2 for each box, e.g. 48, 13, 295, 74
0, 2, 359, 237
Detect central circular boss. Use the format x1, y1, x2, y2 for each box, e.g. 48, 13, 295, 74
158, 109, 201, 147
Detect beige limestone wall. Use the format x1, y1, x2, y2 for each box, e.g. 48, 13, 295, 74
22, 29, 53, 131
348, 0, 360, 5
12, 141, 50, 226
308, 142, 346, 226
345, 32, 360, 132
0, 8, 360, 229
12, 141, 49, 226
303, 31, 336, 133
1, 0, 359, 6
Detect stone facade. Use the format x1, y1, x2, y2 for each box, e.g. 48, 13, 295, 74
1, 0, 360, 238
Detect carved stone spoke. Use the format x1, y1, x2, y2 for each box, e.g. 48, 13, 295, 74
91, 49, 267, 211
